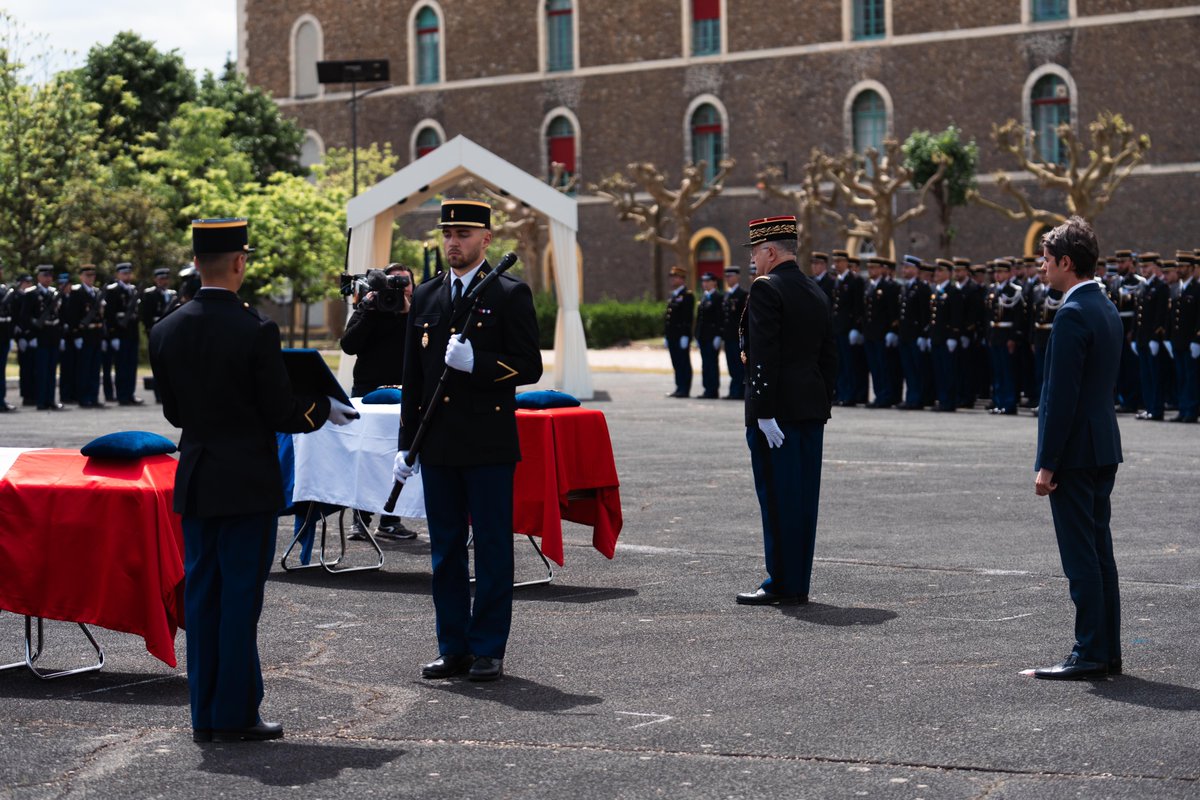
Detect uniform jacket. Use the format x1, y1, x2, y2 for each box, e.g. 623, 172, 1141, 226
664, 287, 695, 339
18, 284, 61, 341
104, 281, 139, 339
140, 286, 176, 333
959, 279, 986, 342
0, 283, 14, 340
1029, 283, 1062, 350
148, 288, 332, 517
743, 261, 837, 425
696, 289, 723, 341
64, 283, 105, 341
721, 284, 747, 342
928, 281, 963, 344
832, 271, 865, 336
986, 280, 1026, 346
814, 271, 836, 302
1035, 281, 1123, 472
399, 263, 542, 466
1169, 279, 1200, 348
863, 277, 900, 341
899, 279, 932, 342
1133, 276, 1169, 344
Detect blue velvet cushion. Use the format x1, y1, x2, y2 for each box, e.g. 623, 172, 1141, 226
362, 387, 402, 404
515, 390, 581, 409
81, 431, 177, 459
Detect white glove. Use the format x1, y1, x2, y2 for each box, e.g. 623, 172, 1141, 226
1149, 340, 1160, 357
679, 336, 689, 350
326, 397, 359, 426
1131, 341, 1138, 356
959, 335, 970, 350
713, 336, 721, 350
1191, 342, 1200, 360
917, 337, 929, 352
29, 338, 37, 349
393, 450, 418, 482
110, 338, 120, 352
947, 338, 958, 353
757, 418, 785, 448
1165, 341, 1175, 359
849, 329, 864, 346
74, 337, 83, 350
885, 332, 899, 348
445, 336, 474, 373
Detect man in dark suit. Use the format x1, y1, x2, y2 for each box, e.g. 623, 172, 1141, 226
735, 216, 836, 606
695, 271, 723, 398
1031, 216, 1123, 680
149, 218, 356, 741
395, 199, 542, 682
664, 265, 694, 397
721, 266, 746, 399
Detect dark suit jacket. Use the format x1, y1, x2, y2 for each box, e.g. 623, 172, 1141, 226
148, 288, 331, 517
1035, 281, 1123, 472
399, 263, 542, 466
743, 261, 837, 425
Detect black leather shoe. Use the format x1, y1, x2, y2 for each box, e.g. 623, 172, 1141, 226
421, 654, 472, 679
468, 656, 503, 682
118, 396, 145, 406
211, 722, 284, 742
1109, 658, 1123, 675
666, 391, 689, 398
735, 588, 807, 606
192, 729, 212, 743
1135, 411, 1164, 421
37, 403, 66, 411
1032, 654, 1108, 680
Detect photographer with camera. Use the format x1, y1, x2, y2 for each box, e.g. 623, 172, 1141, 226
340, 262, 415, 540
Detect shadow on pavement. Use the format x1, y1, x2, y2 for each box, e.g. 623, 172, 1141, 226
424, 674, 603, 713
516, 584, 639, 604
0, 670, 187, 706
198, 740, 404, 786
778, 602, 898, 626
1088, 674, 1200, 711
270, 568, 431, 596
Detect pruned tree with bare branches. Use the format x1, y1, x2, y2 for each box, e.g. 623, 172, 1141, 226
590, 159, 734, 298
755, 148, 844, 274
821, 140, 947, 260
969, 111, 1151, 226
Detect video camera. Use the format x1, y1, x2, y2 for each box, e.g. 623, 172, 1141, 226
340, 267, 410, 313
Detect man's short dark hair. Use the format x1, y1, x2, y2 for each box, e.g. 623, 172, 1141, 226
1041, 216, 1099, 279
770, 238, 799, 256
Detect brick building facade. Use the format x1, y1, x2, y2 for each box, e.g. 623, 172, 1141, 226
240, 0, 1200, 301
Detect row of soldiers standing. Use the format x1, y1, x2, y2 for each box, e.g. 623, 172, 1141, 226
0, 263, 198, 412
663, 264, 747, 399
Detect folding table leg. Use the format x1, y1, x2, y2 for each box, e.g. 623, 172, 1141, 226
319, 510, 384, 574
281, 504, 341, 571
513, 535, 555, 588
0, 616, 105, 680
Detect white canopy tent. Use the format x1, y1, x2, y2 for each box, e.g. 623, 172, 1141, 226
340, 135, 592, 399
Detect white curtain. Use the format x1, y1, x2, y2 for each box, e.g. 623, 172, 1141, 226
548, 219, 593, 400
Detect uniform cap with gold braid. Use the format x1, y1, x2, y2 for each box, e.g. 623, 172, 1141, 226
437, 199, 492, 229
1138, 251, 1160, 263
743, 215, 798, 247
935, 258, 954, 270
192, 218, 254, 255
953, 257, 971, 268
1161, 259, 1177, 270
1174, 250, 1194, 263
970, 262, 988, 274
811, 251, 829, 262
669, 265, 687, 278
831, 249, 849, 259
1114, 249, 1132, 259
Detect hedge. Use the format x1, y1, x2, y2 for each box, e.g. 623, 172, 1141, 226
533, 293, 665, 350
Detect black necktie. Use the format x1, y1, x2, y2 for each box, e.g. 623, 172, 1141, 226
453, 278, 463, 306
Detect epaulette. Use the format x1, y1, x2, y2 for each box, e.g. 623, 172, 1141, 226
21, 285, 37, 294
752, 275, 772, 284
104, 282, 119, 290
142, 286, 157, 294
71, 283, 83, 291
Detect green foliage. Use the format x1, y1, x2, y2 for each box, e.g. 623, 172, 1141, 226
198, 61, 304, 183
312, 143, 400, 204
903, 126, 979, 206
533, 292, 559, 349
76, 31, 196, 158
532, 293, 665, 350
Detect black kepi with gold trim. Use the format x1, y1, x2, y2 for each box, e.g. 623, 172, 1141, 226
743, 215, 798, 247
192, 218, 254, 255
437, 198, 492, 229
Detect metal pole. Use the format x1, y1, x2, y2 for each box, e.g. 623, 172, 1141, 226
351, 80, 358, 196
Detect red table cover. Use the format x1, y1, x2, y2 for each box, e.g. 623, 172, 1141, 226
0, 450, 186, 667
514, 407, 623, 566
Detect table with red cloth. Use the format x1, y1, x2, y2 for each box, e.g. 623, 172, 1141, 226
0, 448, 186, 668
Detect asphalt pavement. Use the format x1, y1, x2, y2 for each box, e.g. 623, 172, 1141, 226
1, 361, 1198, 800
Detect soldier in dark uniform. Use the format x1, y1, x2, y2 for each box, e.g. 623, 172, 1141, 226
664, 264, 694, 398
56, 273, 78, 404
12, 273, 35, 406
811, 251, 835, 300
64, 265, 106, 408
19, 265, 64, 411
140, 267, 176, 403
734, 215, 836, 606
695, 271, 723, 399
831, 249, 866, 406
150, 218, 355, 743
897, 255, 932, 409
1027, 268, 1061, 411
951, 259, 979, 408
1109, 249, 1143, 412
721, 266, 746, 399
104, 262, 143, 405
1133, 252, 1169, 420
928, 259, 963, 412
0, 263, 16, 412
882, 260, 904, 402
1168, 252, 1199, 423
395, 199, 542, 683
985, 259, 1026, 415
863, 256, 900, 407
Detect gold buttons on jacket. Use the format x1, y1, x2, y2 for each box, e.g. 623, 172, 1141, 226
443, 396, 450, 403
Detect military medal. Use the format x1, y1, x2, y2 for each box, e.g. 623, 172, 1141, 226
421, 331, 429, 348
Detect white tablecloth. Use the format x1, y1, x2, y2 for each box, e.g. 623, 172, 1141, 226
291, 399, 425, 517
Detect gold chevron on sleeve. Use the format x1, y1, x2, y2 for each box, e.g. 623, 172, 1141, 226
304, 402, 317, 428
494, 360, 519, 382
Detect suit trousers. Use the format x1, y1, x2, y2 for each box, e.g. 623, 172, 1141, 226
667, 338, 693, 395
1031, 344, 1048, 408
422, 462, 516, 659
182, 512, 276, 731
724, 339, 745, 398
1048, 465, 1121, 664
698, 337, 720, 397
746, 421, 824, 597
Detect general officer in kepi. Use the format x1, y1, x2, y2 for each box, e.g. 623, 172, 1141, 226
149, 218, 358, 743
735, 216, 836, 606
394, 199, 542, 682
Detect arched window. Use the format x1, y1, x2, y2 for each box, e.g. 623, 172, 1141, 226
546, 0, 574, 72
694, 236, 725, 279
1031, 74, 1070, 165
415, 126, 442, 159
546, 115, 576, 189
852, 90, 887, 154
852, 0, 886, 39
292, 18, 321, 98
1031, 0, 1068, 21
299, 131, 324, 172
690, 103, 723, 183
415, 6, 440, 84
691, 0, 721, 56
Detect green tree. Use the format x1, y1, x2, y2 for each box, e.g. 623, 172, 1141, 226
0, 15, 102, 270
311, 143, 400, 204
198, 61, 304, 183
903, 127, 979, 255
76, 31, 196, 159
